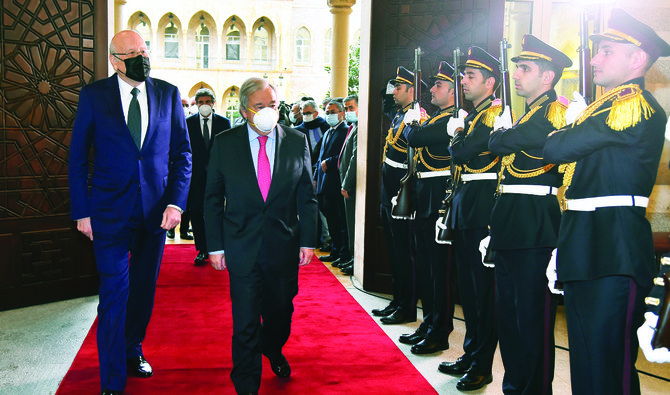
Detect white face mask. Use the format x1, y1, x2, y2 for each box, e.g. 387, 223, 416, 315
303, 114, 315, 123
188, 105, 198, 116
198, 104, 212, 117
249, 107, 279, 133
288, 112, 298, 124
326, 113, 340, 126
345, 111, 358, 123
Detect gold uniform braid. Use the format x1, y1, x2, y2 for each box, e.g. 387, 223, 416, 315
415, 112, 452, 172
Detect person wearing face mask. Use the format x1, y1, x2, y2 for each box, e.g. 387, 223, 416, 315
204, 77, 318, 395
288, 102, 303, 127
68, 30, 192, 395
295, 99, 329, 166
313, 100, 351, 265
185, 88, 231, 266
337, 95, 359, 275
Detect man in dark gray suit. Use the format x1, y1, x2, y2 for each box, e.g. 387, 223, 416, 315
338, 95, 358, 275
204, 77, 318, 395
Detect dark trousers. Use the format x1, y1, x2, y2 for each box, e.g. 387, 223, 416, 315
190, 207, 207, 252
92, 195, 165, 391
380, 204, 416, 316
319, 192, 350, 260
495, 248, 557, 395
229, 259, 299, 393
411, 214, 454, 340
564, 276, 649, 395
344, 193, 356, 257
453, 227, 497, 374
180, 200, 191, 236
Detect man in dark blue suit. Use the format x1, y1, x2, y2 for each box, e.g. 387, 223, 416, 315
68, 30, 191, 395
204, 77, 318, 394
314, 100, 350, 264
186, 88, 231, 266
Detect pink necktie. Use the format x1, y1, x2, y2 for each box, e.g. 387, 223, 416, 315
257, 135, 271, 201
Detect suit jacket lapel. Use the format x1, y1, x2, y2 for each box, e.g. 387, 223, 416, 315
266, 125, 287, 203
238, 125, 264, 202
104, 76, 130, 143
144, 77, 161, 152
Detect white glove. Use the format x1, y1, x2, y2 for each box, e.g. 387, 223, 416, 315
664, 116, 670, 141
638, 312, 670, 363
493, 105, 513, 131
479, 236, 494, 268
386, 82, 395, 94
404, 104, 421, 125
565, 92, 588, 125
447, 115, 465, 137
546, 249, 563, 295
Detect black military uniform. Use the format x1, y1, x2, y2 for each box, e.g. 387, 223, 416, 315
377, 66, 427, 323
543, 9, 670, 395
489, 35, 572, 395
443, 47, 500, 389
402, 61, 456, 354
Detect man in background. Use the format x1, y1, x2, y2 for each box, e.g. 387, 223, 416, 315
186, 88, 231, 266
337, 95, 359, 275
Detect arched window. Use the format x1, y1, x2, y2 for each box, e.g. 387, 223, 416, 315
164, 24, 179, 58
196, 23, 210, 68
226, 29, 241, 61
254, 26, 269, 62
323, 28, 332, 64
295, 27, 310, 63
134, 21, 151, 51
224, 87, 242, 124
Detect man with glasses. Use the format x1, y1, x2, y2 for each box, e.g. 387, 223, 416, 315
69, 30, 192, 395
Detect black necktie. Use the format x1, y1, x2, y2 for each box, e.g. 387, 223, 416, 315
128, 87, 141, 149
203, 117, 210, 146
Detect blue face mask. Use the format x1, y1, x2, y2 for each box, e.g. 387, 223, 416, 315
345, 111, 358, 123
326, 113, 340, 126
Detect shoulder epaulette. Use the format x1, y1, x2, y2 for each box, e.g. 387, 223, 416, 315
607, 85, 654, 131
481, 104, 502, 128
547, 100, 567, 130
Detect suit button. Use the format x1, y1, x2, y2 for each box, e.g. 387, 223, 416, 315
139, 156, 143, 160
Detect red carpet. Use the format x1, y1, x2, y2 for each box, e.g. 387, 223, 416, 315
57, 244, 436, 394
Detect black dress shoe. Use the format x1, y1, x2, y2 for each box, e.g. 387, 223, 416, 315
340, 263, 353, 275
438, 356, 471, 375
371, 304, 397, 317
319, 239, 332, 252
269, 354, 291, 378
331, 257, 352, 268
166, 229, 175, 239
399, 330, 426, 345
180, 232, 194, 240
319, 254, 339, 262
194, 251, 208, 266
380, 310, 416, 324
411, 337, 449, 354
127, 355, 153, 377
456, 371, 493, 391
101, 390, 122, 395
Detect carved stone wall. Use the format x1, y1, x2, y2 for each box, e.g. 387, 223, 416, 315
0, 0, 107, 310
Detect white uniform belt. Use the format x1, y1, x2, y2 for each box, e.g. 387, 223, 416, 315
461, 173, 497, 182
497, 184, 558, 196
564, 195, 649, 211
384, 157, 408, 169
416, 170, 451, 179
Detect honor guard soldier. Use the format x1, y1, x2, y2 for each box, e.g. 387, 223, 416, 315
373, 66, 428, 324
439, 47, 500, 391
398, 61, 456, 354
543, 9, 670, 394
489, 34, 572, 395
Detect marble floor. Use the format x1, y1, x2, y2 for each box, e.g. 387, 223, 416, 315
0, 232, 669, 394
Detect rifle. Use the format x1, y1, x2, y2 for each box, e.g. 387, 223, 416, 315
435, 47, 462, 244
579, 8, 594, 104
391, 47, 422, 220
500, 38, 512, 109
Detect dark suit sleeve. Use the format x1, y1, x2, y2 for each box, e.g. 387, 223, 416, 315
489, 109, 555, 156
324, 126, 346, 172
204, 136, 226, 252
166, 87, 192, 210
297, 134, 319, 248
342, 129, 357, 192
405, 120, 452, 148
69, 86, 95, 220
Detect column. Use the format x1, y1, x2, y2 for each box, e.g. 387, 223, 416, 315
328, 0, 356, 97
113, 0, 127, 34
